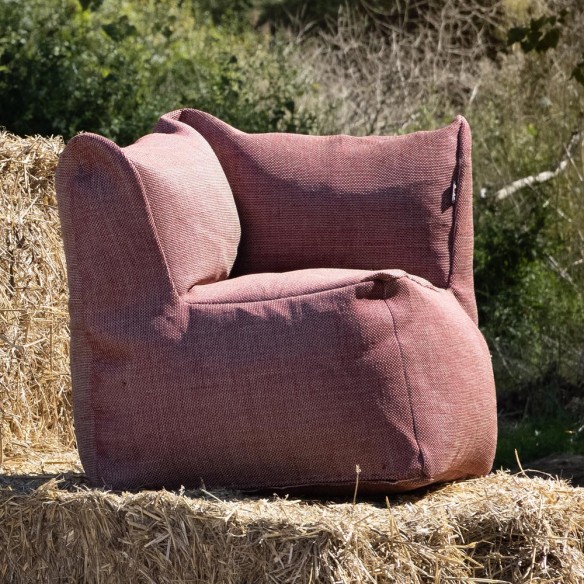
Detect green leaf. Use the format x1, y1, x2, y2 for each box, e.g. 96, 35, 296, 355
507, 26, 526, 46
572, 60, 584, 87
79, 0, 104, 10
102, 16, 137, 42
558, 9, 570, 25
536, 28, 560, 53
526, 123, 538, 138
520, 36, 536, 53
508, 13, 564, 54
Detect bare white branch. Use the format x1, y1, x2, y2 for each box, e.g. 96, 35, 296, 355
492, 131, 582, 202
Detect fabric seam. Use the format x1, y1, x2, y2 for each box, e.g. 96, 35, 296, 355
185, 280, 384, 306
114, 473, 433, 493
446, 118, 465, 291
201, 474, 429, 490
64, 155, 98, 482
382, 296, 428, 479
185, 273, 445, 307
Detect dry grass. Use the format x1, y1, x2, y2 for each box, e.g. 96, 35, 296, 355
0, 458, 582, 583
0, 130, 74, 461
1, 131, 584, 582
300, 0, 508, 136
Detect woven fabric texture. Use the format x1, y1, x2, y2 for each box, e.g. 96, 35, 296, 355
56, 113, 497, 493
158, 109, 477, 322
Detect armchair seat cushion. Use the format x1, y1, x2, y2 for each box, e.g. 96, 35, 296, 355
77, 268, 496, 492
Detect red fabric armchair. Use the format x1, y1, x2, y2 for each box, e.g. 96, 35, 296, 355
56, 110, 497, 493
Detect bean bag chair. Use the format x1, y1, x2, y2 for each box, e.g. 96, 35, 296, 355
55, 110, 497, 493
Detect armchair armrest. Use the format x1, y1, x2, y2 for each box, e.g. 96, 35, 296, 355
56, 121, 240, 478
56, 133, 177, 313
56, 120, 240, 312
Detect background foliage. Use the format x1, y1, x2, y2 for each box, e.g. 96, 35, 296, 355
1, 0, 583, 466
0, 0, 317, 143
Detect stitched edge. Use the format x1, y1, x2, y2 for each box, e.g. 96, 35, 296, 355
113, 473, 433, 492
382, 294, 429, 480
55, 144, 98, 483
364, 271, 444, 293
186, 279, 370, 306
185, 272, 447, 306
446, 116, 465, 291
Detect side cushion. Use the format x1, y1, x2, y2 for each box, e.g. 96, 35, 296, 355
59, 121, 241, 296
156, 110, 473, 316
123, 122, 241, 289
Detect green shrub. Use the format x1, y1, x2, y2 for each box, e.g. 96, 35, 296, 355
467, 29, 584, 401
0, 0, 317, 144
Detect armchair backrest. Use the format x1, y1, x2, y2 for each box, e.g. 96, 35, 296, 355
156, 109, 476, 322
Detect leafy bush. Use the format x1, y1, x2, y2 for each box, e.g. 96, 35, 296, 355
0, 0, 317, 144
467, 9, 584, 400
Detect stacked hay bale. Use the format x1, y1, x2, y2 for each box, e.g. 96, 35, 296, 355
0, 131, 583, 583
1, 472, 583, 582
0, 131, 74, 462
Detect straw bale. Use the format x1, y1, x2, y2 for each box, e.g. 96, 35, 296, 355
0, 464, 582, 583
0, 131, 73, 461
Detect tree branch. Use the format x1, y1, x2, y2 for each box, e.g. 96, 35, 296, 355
487, 130, 582, 202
